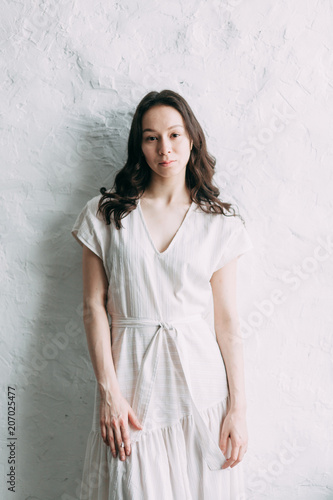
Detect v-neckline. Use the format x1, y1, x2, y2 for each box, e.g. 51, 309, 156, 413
137, 198, 194, 256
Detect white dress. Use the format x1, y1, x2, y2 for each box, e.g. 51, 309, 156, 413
71, 194, 253, 500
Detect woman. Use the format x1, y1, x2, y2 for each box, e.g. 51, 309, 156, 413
71, 89, 253, 499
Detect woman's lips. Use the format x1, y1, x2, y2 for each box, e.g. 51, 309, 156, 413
159, 160, 175, 165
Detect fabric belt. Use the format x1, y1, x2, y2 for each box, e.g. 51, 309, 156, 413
111, 314, 227, 471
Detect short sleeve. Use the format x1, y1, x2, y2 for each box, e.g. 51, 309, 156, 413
213, 215, 254, 272
71, 195, 108, 260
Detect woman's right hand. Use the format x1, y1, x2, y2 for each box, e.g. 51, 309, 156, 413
99, 388, 143, 461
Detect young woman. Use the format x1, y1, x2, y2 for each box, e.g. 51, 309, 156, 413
71, 89, 253, 499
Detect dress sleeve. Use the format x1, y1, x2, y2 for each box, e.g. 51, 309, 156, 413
213, 215, 254, 272
71, 195, 107, 260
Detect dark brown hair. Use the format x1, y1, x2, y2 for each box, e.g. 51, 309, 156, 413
97, 89, 240, 229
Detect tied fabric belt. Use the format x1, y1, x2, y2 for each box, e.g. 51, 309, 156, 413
111, 314, 227, 471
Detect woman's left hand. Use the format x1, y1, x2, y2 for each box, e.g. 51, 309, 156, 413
219, 408, 248, 469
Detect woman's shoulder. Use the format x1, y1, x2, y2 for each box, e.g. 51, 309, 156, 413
80, 193, 105, 220
192, 203, 249, 244
72, 193, 108, 231
192, 201, 242, 223
84, 192, 103, 209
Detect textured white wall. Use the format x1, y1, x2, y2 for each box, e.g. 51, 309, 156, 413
1, 1, 332, 499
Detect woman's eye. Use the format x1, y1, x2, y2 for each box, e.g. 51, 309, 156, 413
144, 133, 180, 142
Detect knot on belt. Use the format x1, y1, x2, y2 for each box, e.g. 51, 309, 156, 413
158, 321, 175, 331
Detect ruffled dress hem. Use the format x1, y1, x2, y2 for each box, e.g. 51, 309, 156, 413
79, 396, 245, 500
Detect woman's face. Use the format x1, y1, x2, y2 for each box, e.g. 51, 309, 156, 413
141, 105, 193, 179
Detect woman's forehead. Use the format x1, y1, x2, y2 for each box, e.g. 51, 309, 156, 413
142, 105, 185, 129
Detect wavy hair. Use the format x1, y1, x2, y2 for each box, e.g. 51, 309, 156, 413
97, 89, 240, 229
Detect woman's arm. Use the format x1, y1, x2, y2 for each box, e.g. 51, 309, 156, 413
82, 244, 120, 396
82, 244, 142, 461
210, 257, 246, 410
210, 257, 248, 469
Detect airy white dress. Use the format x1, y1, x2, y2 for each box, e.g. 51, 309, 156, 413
71, 194, 253, 500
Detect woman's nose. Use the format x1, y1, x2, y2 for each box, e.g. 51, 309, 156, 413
159, 137, 171, 155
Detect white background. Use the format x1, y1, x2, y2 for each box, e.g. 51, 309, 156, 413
1, 1, 332, 499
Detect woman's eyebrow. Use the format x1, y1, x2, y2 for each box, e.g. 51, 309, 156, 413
142, 125, 184, 133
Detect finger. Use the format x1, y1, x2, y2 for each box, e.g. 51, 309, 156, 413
101, 421, 111, 448
100, 404, 110, 446
113, 422, 126, 461
119, 419, 131, 456
222, 445, 240, 469
219, 433, 229, 456
100, 422, 107, 444
230, 445, 247, 468
106, 424, 117, 458
128, 407, 143, 430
